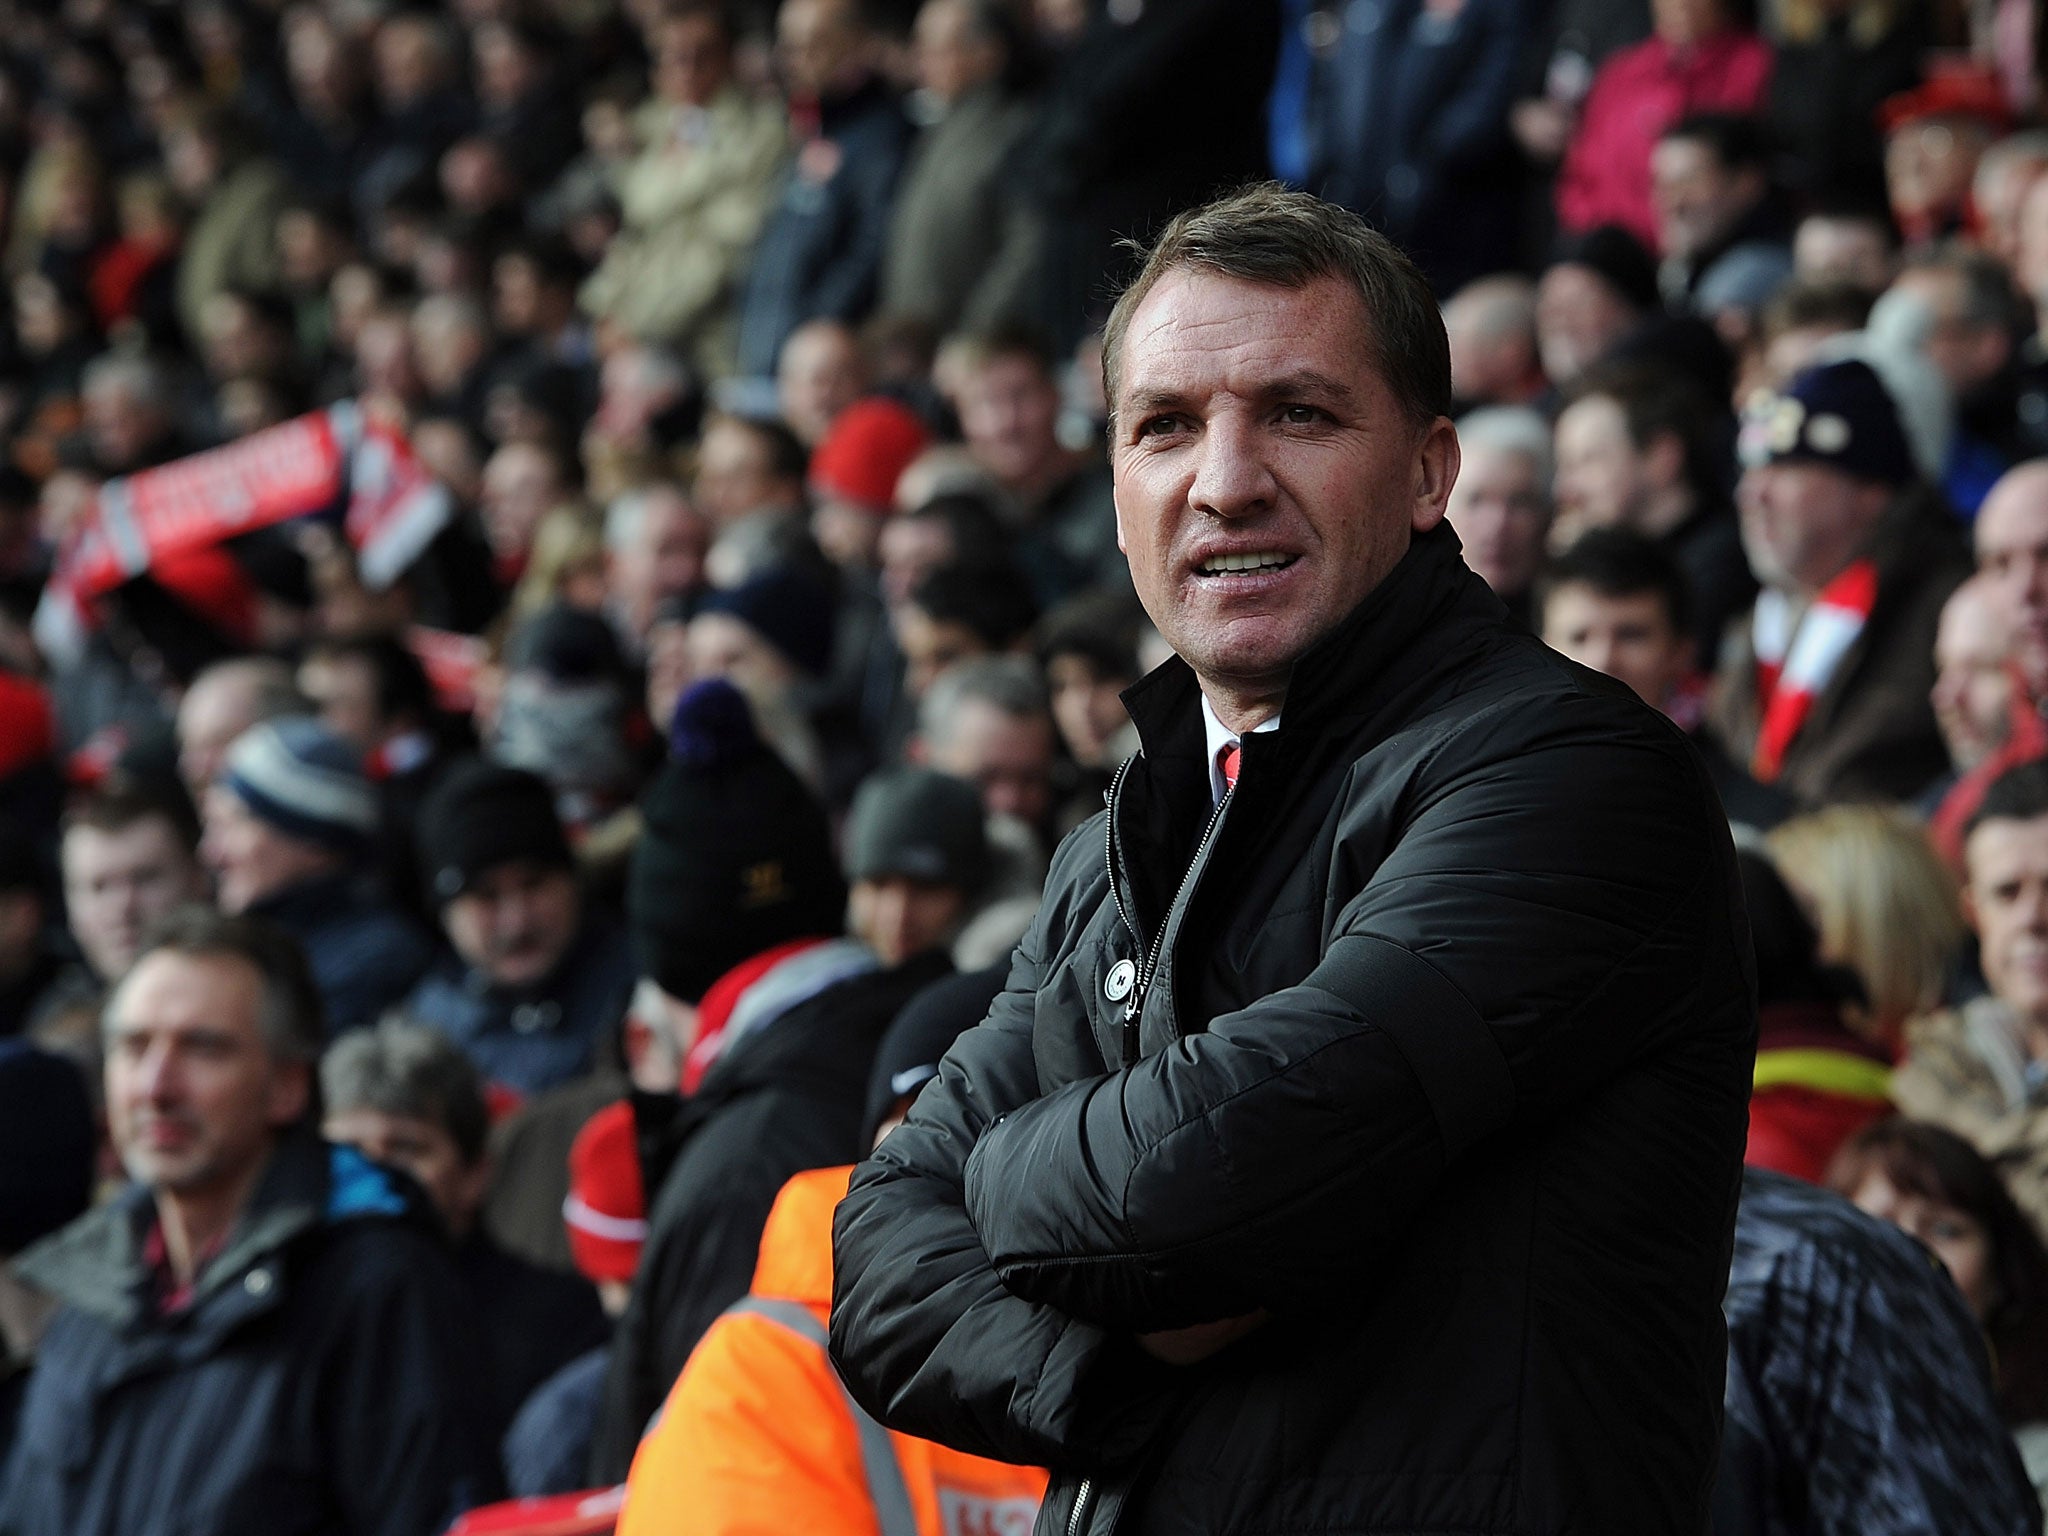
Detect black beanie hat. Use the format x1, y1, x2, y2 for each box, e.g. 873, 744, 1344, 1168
416, 757, 573, 907
862, 962, 1007, 1147
629, 680, 846, 1003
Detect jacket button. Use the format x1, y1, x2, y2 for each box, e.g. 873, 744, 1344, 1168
245, 1269, 273, 1297
1105, 960, 1137, 1002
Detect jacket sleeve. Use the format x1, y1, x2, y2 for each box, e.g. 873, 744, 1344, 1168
830, 894, 1180, 1469
960, 707, 1750, 1331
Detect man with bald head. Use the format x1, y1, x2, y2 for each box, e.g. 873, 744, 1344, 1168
1443, 275, 1545, 410
1929, 577, 2019, 797
1927, 460, 2048, 861
177, 657, 305, 796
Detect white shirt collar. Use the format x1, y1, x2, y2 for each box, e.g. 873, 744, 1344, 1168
1200, 694, 1280, 805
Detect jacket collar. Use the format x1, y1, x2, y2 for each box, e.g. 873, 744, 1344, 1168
15, 1131, 403, 1327
1119, 522, 1501, 774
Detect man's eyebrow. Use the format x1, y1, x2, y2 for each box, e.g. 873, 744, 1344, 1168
1118, 370, 1363, 419
1255, 369, 1362, 405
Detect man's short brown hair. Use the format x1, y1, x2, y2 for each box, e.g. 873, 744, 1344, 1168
1101, 183, 1452, 433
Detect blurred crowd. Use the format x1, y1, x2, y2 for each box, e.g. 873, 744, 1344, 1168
5, 0, 2048, 1529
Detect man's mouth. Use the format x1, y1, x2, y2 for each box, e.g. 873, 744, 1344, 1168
1195, 551, 1297, 577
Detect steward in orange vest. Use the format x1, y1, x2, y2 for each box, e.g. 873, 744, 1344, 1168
619, 1163, 1046, 1536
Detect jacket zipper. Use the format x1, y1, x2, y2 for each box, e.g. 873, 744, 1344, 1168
1104, 755, 1232, 1063
1066, 1476, 1094, 1536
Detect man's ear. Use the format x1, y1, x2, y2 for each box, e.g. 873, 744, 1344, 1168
1411, 417, 1460, 533
267, 1059, 311, 1130
1644, 429, 1686, 491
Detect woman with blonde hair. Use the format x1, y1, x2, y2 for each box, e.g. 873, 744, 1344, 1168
1767, 803, 1966, 1052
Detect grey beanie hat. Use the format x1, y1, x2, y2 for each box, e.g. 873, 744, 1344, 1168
844, 767, 989, 895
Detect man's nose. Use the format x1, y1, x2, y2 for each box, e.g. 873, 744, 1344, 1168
1188, 416, 1277, 518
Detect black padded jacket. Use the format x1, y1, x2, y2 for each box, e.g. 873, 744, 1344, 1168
831, 523, 1759, 1535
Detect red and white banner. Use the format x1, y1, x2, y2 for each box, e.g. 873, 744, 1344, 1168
34, 402, 452, 665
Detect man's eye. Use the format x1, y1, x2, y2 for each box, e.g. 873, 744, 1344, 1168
1280, 405, 1324, 425
1138, 416, 1182, 438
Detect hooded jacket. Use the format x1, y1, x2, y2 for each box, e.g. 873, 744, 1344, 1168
830, 523, 1757, 1534
589, 944, 951, 1481
0, 1132, 492, 1536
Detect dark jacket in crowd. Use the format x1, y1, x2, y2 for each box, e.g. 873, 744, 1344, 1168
1712, 1169, 2039, 1535
1013, 0, 1278, 352
1297, 0, 1533, 295
403, 921, 636, 1098
501, 1344, 609, 1498
1767, 10, 1929, 206
735, 78, 913, 378
250, 872, 434, 1037
1709, 505, 1972, 810
831, 523, 1757, 1534
455, 1232, 610, 1466
878, 82, 1041, 338
589, 945, 951, 1481
0, 1133, 494, 1536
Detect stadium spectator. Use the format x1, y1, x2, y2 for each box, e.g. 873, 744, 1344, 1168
1709, 358, 1969, 806
202, 717, 432, 1035
322, 1019, 609, 1460
1445, 405, 1554, 627
401, 760, 634, 1100
0, 909, 491, 1534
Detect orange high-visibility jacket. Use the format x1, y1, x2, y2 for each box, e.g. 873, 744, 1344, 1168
618, 1166, 1047, 1536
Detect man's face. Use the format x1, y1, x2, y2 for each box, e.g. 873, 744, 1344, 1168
299, 653, 383, 753
324, 1105, 487, 1237
914, 0, 997, 103
1541, 584, 1692, 711
777, 0, 863, 99
105, 949, 306, 1199
179, 681, 264, 795
688, 611, 802, 703
926, 698, 1056, 826
1111, 270, 1456, 719
1887, 118, 1988, 232
1736, 460, 1887, 594
1650, 137, 1758, 262
63, 819, 205, 982
443, 862, 579, 990
895, 604, 988, 700
879, 515, 955, 609
849, 875, 968, 967
777, 323, 865, 445
958, 353, 1062, 491
1967, 814, 2048, 1030
693, 419, 793, 527
1974, 465, 2048, 693
1445, 444, 1551, 600
1552, 394, 1650, 535
1932, 585, 2015, 772
653, 12, 730, 108
480, 444, 561, 563
1887, 267, 2009, 395
202, 788, 340, 914
1534, 265, 1638, 387
613, 492, 708, 635
2019, 177, 2048, 305
1792, 216, 1895, 289
1047, 653, 1133, 768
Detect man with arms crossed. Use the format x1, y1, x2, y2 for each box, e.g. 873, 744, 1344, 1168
831, 186, 1756, 1534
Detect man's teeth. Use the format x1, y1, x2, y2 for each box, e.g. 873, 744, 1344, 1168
1199, 552, 1291, 574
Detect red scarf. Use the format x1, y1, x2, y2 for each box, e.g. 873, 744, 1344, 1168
1751, 559, 1878, 782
